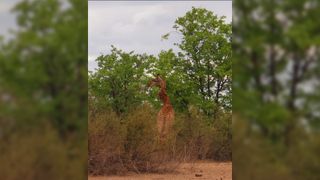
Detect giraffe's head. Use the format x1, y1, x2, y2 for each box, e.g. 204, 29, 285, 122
147, 74, 166, 89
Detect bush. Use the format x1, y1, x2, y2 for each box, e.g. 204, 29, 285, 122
174, 107, 211, 161
88, 109, 125, 175
233, 114, 320, 180
88, 104, 183, 175
209, 109, 232, 161
123, 104, 183, 173
0, 124, 86, 180
88, 103, 232, 175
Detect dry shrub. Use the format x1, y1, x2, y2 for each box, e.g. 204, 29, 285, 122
88, 104, 183, 175
122, 104, 159, 173
126, 104, 184, 173
233, 115, 293, 180
209, 109, 232, 161
0, 124, 86, 180
88, 103, 232, 175
88, 109, 125, 175
234, 114, 320, 180
173, 106, 232, 161
174, 106, 213, 161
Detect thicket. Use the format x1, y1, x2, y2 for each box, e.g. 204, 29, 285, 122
88, 103, 231, 175
0, 0, 87, 179
233, 0, 320, 179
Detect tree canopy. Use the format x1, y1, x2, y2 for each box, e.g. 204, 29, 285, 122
89, 7, 232, 117
0, 0, 87, 179
233, 0, 320, 179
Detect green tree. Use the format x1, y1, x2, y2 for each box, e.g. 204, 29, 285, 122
0, 0, 87, 137
233, 0, 320, 179
0, 0, 87, 179
89, 46, 153, 115
172, 7, 232, 113
234, 0, 319, 142
151, 49, 193, 112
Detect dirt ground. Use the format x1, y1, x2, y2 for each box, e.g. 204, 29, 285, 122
88, 161, 232, 180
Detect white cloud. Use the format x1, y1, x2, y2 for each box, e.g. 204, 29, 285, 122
0, 2, 11, 13
132, 5, 168, 25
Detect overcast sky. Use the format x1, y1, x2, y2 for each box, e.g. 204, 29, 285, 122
89, 1, 232, 71
0, 0, 20, 38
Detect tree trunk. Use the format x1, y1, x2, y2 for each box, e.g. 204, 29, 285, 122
250, 51, 264, 99
269, 45, 278, 97
287, 55, 300, 110
215, 79, 221, 104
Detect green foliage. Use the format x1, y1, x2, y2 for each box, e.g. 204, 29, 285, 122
1, 0, 87, 135
153, 50, 194, 111
0, 0, 87, 179
234, 0, 320, 179
174, 7, 232, 111
89, 7, 232, 116
89, 46, 153, 114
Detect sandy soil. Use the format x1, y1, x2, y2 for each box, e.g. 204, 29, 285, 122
89, 161, 232, 180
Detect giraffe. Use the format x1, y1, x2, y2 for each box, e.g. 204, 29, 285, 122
147, 74, 174, 141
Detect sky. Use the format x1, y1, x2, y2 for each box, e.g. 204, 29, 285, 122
0, 0, 20, 38
89, 1, 232, 71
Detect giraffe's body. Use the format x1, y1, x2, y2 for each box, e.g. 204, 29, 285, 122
148, 75, 174, 140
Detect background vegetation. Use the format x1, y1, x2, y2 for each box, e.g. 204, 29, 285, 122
233, 0, 320, 179
0, 0, 87, 179
88, 7, 232, 175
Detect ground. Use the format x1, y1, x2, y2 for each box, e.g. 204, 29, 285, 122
89, 161, 232, 180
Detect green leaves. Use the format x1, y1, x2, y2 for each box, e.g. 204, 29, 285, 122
173, 7, 232, 112
90, 7, 231, 118
0, 0, 88, 178
0, 0, 88, 136
161, 33, 170, 40
89, 46, 153, 114
233, 1, 320, 178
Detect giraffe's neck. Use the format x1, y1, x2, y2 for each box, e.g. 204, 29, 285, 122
158, 87, 171, 106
